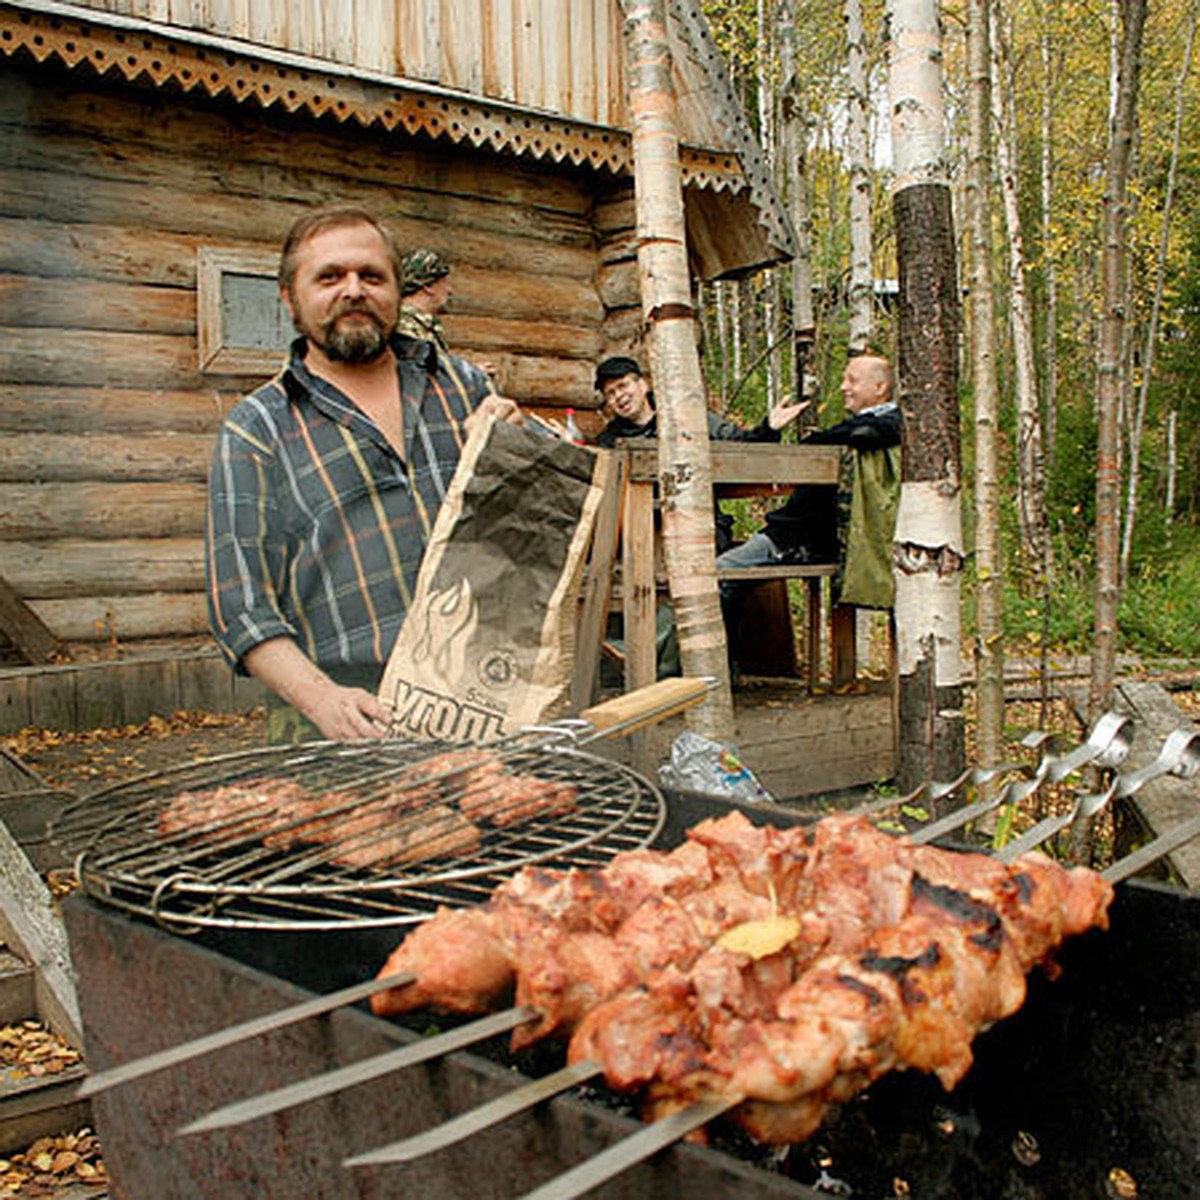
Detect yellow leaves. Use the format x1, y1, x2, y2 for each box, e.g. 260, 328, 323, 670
0, 1129, 106, 1193
0, 1021, 82, 1079
717, 915, 801, 959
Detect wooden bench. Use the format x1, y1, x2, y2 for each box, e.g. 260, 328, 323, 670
573, 442, 850, 705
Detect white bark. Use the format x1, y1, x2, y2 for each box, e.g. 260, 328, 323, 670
621, 0, 735, 737
992, 0, 1049, 576
846, 0, 874, 351
1119, 0, 1198, 581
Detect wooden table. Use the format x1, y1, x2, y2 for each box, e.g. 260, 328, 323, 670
573, 441, 844, 705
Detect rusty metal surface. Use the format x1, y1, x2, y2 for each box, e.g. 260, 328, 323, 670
63, 876, 1200, 1199
63, 895, 823, 1200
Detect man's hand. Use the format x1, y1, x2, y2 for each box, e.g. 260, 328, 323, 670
465, 394, 524, 436
767, 398, 810, 431
243, 638, 392, 742
305, 685, 393, 741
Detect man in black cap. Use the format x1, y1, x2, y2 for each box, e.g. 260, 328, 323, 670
592, 355, 803, 451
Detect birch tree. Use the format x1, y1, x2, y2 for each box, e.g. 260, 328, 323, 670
887, 0, 967, 792
1119, 0, 1198, 581
993, 0, 1050, 584
967, 0, 1005, 787
846, 0, 875, 352
779, 0, 817, 407
1086, 0, 1146, 791
621, 0, 736, 739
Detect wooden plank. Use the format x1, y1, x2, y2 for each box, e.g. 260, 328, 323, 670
26, 670, 78, 740
0, 483, 207, 539
622, 477, 657, 694
119, 658, 181, 724
0, 575, 66, 665
621, 443, 842, 487
831, 604, 858, 688
1110, 680, 1200, 888
0, 434, 213, 483
0, 676, 30, 734
0, 819, 82, 1047
74, 663, 124, 730
178, 653, 241, 713
572, 452, 623, 709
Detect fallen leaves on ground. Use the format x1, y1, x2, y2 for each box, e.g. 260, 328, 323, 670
0, 1130, 106, 1195
0, 1023, 81, 1080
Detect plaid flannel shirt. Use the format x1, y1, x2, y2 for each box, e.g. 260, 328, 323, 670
205, 334, 491, 676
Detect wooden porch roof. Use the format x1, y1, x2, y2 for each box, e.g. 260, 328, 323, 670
1, 0, 795, 277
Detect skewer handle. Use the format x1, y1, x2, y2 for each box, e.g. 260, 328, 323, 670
578, 677, 713, 738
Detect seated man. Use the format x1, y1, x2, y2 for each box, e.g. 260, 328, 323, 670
717, 351, 901, 643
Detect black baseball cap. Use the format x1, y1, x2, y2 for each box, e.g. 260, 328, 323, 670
594, 356, 643, 390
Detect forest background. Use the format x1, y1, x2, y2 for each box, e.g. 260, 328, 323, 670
692, 0, 1199, 663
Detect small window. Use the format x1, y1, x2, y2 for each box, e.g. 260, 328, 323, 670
197, 247, 292, 374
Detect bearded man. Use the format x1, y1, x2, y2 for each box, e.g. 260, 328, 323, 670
205, 205, 521, 742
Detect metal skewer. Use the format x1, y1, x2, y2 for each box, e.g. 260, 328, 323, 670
516, 1095, 742, 1200
344, 1059, 603, 1167
176, 1004, 538, 1136
76, 970, 415, 1099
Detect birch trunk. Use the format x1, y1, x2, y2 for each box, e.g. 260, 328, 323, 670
967, 0, 1004, 791
1089, 0, 1145, 727
620, 0, 735, 739
887, 0, 966, 795
779, 0, 817, 409
992, 0, 1050, 584
1040, 23, 1059, 477
846, 0, 874, 352
1119, 0, 1198, 582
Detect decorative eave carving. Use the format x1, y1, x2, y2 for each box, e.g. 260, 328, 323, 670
0, 0, 746, 195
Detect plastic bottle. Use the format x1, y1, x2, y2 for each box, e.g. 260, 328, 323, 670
563, 408, 585, 445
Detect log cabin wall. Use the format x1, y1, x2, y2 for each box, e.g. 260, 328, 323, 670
0, 55, 611, 660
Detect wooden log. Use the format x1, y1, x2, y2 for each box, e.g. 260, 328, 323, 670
0, 575, 66, 665
594, 191, 636, 235
446, 266, 603, 326
502, 355, 595, 406
0, 484, 207, 539
595, 259, 640, 310
0, 386, 239, 434
0, 327, 206, 390
29, 594, 210, 642
0, 539, 205, 598
0, 434, 214, 483
0, 217, 204, 287
0, 274, 195, 335
445, 314, 602, 361
0, 75, 595, 222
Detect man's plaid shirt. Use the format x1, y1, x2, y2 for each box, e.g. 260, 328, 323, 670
205, 334, 491, 676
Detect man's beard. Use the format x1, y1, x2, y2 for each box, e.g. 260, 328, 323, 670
298, 306, 394, 364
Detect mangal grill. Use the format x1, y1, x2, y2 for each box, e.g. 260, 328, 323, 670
55, 709, 1200, 1200
51, 679, 702, 934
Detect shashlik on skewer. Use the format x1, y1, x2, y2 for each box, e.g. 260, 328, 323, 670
369, 810, 1113, 1145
